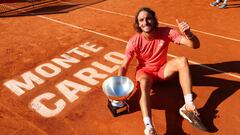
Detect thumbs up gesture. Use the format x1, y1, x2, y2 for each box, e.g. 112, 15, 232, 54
176, 19, 193, 39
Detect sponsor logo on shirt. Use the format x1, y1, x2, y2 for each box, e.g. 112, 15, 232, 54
159, 40, 164, 46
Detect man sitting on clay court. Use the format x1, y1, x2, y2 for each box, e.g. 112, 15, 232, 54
118, 7, 206, 135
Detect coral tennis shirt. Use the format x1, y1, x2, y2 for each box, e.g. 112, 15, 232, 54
125, 27, 182, 79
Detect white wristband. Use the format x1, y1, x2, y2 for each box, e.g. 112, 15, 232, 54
184, 93, 193, 104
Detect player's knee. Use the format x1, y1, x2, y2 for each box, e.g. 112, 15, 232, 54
139, 77, 151, 86
177, 57, 188, 68
138, 76, 152, 93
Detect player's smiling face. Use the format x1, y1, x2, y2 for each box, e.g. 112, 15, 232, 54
137, 11, 155, 33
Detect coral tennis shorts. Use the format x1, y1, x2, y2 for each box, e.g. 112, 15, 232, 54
135, 63, 167, 81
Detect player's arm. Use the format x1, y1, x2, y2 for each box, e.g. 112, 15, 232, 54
179, 32, 200, 49
176, 19, 200, 49
118, 55, 133, 76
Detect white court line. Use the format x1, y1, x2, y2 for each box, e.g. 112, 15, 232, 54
86, 7, 240, 43
38, 15, 240, 80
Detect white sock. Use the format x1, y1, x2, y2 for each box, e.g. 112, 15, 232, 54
143, 117, 152, 128
184, 93, 193, 105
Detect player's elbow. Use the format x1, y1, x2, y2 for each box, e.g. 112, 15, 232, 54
192, 37, 200, 49
193, 43, 200, 49
188, 36, 200, 49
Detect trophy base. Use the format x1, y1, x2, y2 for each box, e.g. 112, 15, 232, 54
107, 100, 129, 117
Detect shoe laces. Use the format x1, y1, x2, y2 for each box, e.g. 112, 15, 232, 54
144, 125, 157, 135
184, 104, 199, 116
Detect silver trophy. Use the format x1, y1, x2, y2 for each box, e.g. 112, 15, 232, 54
102, 76, 134, 117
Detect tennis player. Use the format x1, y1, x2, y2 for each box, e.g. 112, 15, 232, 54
118, 7, 206, 135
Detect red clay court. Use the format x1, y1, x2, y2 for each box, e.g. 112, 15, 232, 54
0, 0, 240, 135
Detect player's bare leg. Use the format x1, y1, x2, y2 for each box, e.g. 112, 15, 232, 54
163, 57, 194, 107
137, 73, 157, 135
163, 56, 207, 130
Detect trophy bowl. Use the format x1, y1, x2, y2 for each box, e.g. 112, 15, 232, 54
102, 76, 134, 101
102, 76, 135, 116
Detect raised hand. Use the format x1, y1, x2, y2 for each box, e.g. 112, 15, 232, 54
176, 19, 193, 39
